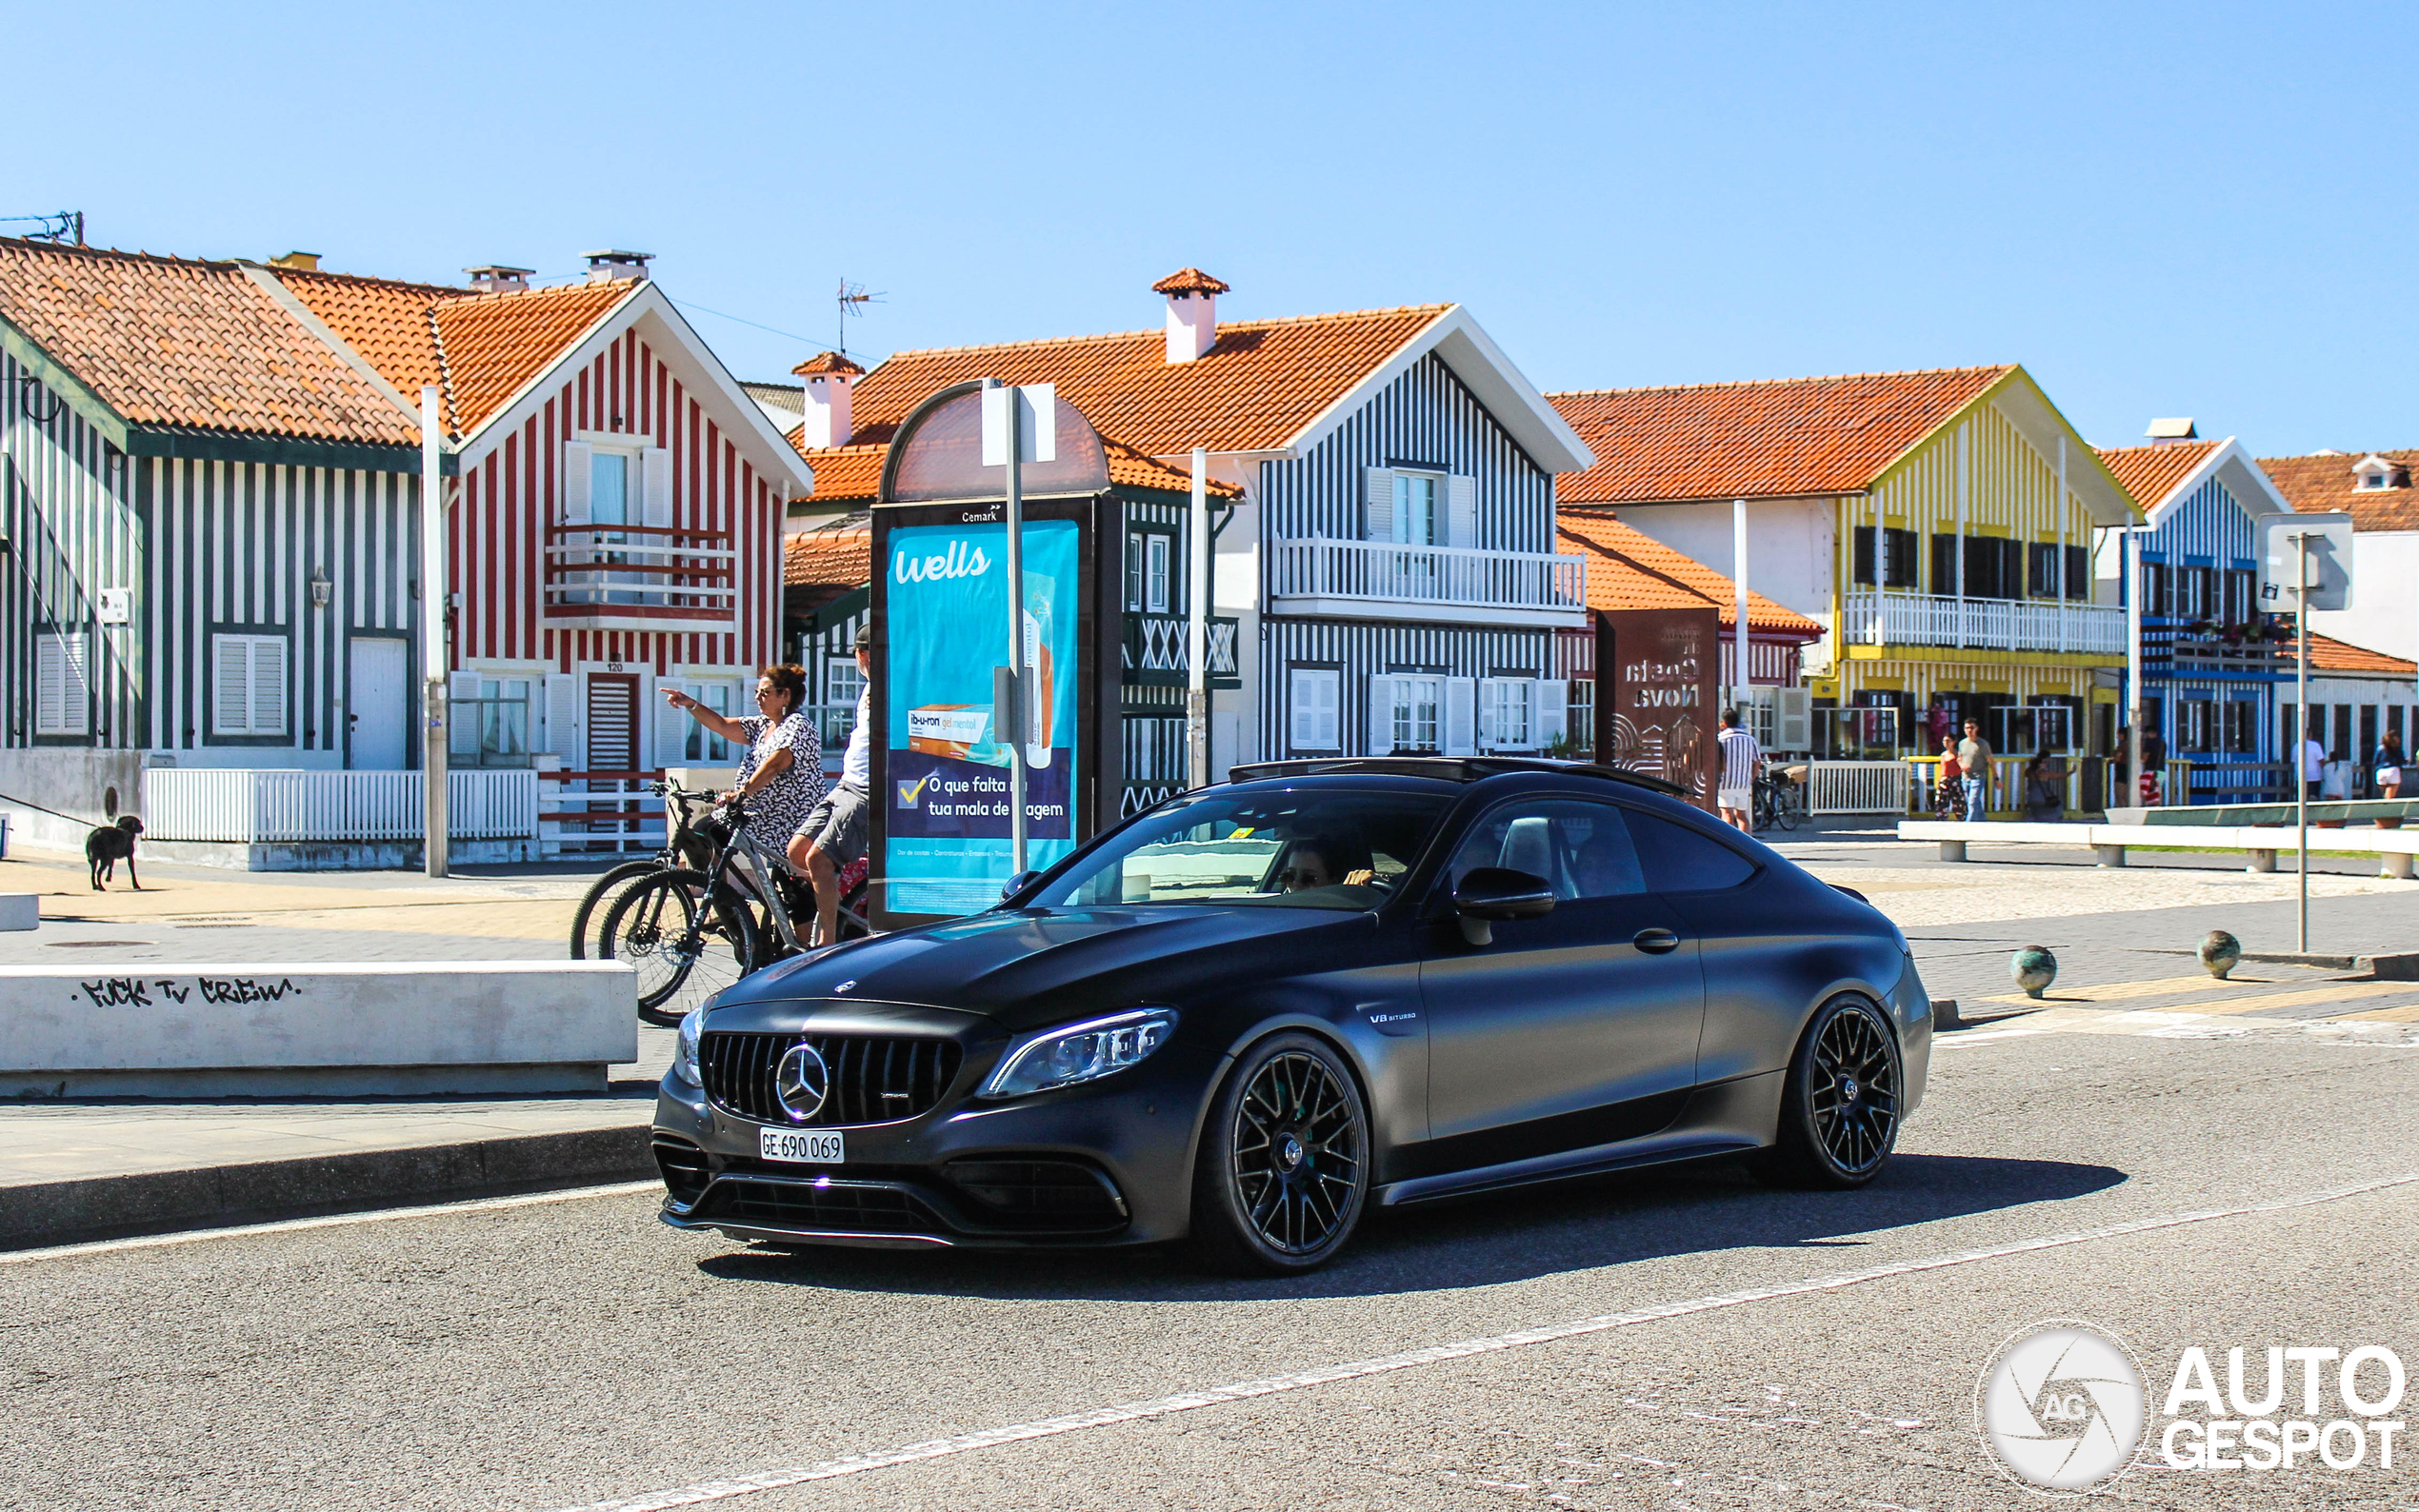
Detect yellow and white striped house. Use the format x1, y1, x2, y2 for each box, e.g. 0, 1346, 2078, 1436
1549, 366, 2143, 759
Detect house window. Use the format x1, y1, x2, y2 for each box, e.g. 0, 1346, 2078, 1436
820, 659, 863, 754
453, 677, 536, 766
1125, 532, 1144, 611
34, 631, 90, 736
2358, 468, 2390, 490
1389, 675, 1443, 753
2178, 699, 2217, 753
653, 677, 734, 765
2142, 560, 2174, 618
1393, 473, 1440, 547
2180, 567, 2214, 621
2223, 568, 2255, 625
2027, 542, 2062, 599
1147, 535, 1170, 613
1479, 677, 1535, 750
2064, 545, 2090, 602
591, 452, 629, 527
1851, 526, 1877, 587
1930, 533, 1957, 595
1289, 668, 1341, 751
1885, 527, 1920, 588
210, 633, 289, 737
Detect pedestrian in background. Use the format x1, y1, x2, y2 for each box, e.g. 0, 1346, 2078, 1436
1956, 719, 1994, 822
2372, 727, 2407, 801
1716, 708, 1759, 833
1933, 733, 1963, 820
2299, 720, 2328, 803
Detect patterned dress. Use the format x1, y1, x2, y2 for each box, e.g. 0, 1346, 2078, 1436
731, 710, 824, 852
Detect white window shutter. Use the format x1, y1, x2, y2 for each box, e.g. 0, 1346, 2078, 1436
55, 633, 90, 736
253, 639, 289, 736
1448, 475, 1477, 548
654, 680, 690, 767
1775, 686, 1810, 750
1315, 672, 1340, 749
543, 672, 580, 757
211, 636, 249, 736
1366, 675, 1396, 756
1445, 677, 1477, 756
1537, 679, 1568, 750
641, 447, 672, 527
1289, 671, 1315, 751
1364, 468, 1395, 542
563, 440, 593, 525
1476, 679, 1499, 749
35, 635, 63, 735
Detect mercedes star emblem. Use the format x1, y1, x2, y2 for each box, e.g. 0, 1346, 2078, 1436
773, 1042, 831, 1122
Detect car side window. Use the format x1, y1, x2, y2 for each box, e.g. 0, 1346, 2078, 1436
1622, 807, 1757, 893
1443, 799, 1647, 902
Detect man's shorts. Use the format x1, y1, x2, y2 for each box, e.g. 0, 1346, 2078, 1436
796, 784, 869, 863
1717, 786, 1753, 811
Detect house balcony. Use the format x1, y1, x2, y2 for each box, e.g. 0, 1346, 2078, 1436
1838, 591, 2125, 657
1269, 539, 1587, 627
1122, 612, 1242, 689
2142, 619, 2293, 681
544, 525, 738, 634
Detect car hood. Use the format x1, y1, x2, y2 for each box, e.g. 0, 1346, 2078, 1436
723, 905, 1358, 1027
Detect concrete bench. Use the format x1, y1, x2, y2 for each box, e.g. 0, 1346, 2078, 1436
2110, 800, 2419, 828
0, 960, 637, 1097
1899, 820, 2419, 879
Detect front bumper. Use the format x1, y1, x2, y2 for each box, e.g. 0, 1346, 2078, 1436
650, 1046, 1210, 1249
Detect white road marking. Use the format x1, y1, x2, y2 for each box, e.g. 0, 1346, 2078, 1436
1932, 1028, 2044, 1045
546, 1170, 2419, 1512
0, 1181, 659, 1265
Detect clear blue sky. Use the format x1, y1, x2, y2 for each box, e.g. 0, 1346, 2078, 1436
12, 1, 2410, 455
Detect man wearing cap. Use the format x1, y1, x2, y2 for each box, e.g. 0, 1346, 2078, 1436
788, 623, 873, 945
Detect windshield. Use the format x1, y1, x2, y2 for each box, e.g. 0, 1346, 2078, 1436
1030, 788, 1451, 910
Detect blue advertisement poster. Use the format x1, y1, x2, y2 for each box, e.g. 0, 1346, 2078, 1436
885, 519, 1081, 916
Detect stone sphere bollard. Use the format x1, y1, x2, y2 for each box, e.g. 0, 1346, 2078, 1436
2010, 945, 2058, 999
2199, 929, 2242, 980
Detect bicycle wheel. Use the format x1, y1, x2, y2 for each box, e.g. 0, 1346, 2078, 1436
836, 877, 874, 941
1774, 787, 1802, 832
600, 868, 759, 1027
568, 859, 665, 960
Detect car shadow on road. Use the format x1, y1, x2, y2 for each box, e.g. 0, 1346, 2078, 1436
694, 1151, 2126, 1302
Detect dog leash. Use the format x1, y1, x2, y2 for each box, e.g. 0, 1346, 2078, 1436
0, 791, 115, 828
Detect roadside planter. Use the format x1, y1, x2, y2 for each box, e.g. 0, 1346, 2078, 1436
0, 961, 636, 1097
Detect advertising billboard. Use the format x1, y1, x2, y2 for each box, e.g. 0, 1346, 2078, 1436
881, 515, 1084, 916
1596, 607, 1717, 808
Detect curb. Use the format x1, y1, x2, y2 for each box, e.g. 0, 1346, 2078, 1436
2147, 949, 2419, 979
0, 1123, 654, 1251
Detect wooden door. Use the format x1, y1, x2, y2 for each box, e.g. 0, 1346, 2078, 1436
586, 673, 639, 774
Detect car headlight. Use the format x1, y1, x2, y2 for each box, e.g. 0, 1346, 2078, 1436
674, 1007, 705, 1088
979, 1008, 1178, 1099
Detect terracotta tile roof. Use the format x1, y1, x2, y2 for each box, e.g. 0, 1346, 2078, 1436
430, 278, 635, 434
789, 434, 1243, 505
785, 509, 872, 587
792, 350, 866, 375
839, 306, 1450, 458
1548, 366, 2015, 506
2095, 440, 2219, 509
2257, 448, 2419, 532
0, 237, 419, 446
271, 265, 461, 405
1150, 268, 1230, 295
787, 442, 889, 503
2307, 632, 2415, 677
1557, 513, 1823, 638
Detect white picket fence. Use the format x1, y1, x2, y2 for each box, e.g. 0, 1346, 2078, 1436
1807, 760, 1912, 815
147, 769, 539, 843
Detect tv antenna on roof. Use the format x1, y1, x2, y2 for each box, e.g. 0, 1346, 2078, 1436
1, 211, 84, 245
837, 278, 883, 357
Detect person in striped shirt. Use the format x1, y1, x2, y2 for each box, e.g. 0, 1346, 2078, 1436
1716, 708, 1760, 833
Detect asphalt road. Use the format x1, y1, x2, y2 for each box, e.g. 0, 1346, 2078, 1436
10, 1022, 2419, 1511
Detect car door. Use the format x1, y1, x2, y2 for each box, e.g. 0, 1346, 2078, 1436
1414, 796, 1707, 1174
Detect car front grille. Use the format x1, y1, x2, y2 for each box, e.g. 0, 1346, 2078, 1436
945, 1160, 1129, 1226
698, 1177, 945, 1234
699, 1031, 963, 1126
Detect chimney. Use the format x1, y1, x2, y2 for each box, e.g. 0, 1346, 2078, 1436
791, 350, 867, 448
268, 250, 321, 271
464, 265, 533, 294
580, 249, 652, 284
1153, 268, 1230, 365
2145, 417, 2199, 447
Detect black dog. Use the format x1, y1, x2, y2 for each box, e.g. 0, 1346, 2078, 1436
87, 815, 143, 891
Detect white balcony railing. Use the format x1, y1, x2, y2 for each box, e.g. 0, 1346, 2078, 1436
545, 525, 738, 624
1270, 539, 1585, 617
1837, 591, 2125, 655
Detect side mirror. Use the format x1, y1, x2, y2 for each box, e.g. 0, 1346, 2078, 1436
1000, 869, 1042, 904
1452, 866, 1554, 945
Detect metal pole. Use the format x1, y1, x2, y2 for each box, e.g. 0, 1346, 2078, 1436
2126, 527, 2143, 813
419, 384, 448, 879
1732, 497, 1749, 714
1187, 446, 1210, 790
1004, 388, 1028, 875
2297, 531, 2310, 951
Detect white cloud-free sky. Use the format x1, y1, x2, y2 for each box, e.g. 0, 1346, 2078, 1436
12, 1, 2411, 453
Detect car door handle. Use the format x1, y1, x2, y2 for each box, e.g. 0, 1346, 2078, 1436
1633, 927, 1681, 954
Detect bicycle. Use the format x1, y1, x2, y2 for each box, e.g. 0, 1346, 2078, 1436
598, 804, 876, 1025
567, 783, 717, 960
1752, 767, 1804, 833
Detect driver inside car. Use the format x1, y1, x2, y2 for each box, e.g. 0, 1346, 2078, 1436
1276, 832, 1376, 892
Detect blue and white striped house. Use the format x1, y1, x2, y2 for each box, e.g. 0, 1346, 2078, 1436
2098, 426, 2298, 803
784, 270, 1598, 805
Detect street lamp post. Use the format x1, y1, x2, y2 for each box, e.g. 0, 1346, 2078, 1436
420, 385, 448, 880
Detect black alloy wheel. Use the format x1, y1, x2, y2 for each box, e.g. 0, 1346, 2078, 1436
1761, 995, 1901, 1189
599, 868, 758, 1026
1190, 1033, 1369, 1274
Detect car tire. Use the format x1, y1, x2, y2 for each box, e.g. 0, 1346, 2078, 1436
1189, 1033, 1370, 1275
1759, 994, 1902, 1189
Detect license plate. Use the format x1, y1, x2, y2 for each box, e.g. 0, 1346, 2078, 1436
759, 1126, 845, 1164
